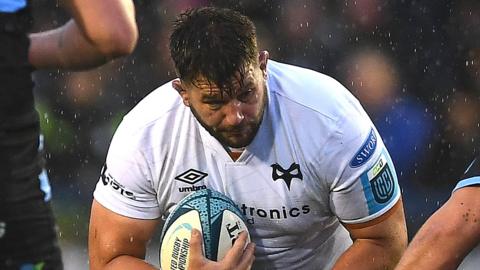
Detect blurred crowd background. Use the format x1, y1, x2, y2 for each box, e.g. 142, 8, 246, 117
29, 0, 479, 268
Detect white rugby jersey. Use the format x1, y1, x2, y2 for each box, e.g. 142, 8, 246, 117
94, 60, 400, 269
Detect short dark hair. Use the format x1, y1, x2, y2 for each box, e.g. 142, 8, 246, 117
169, 7, 258, 93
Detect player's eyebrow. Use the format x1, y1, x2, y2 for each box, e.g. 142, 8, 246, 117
194, 67, 256, 98
201, 93, 223, 102
198, 85, 224, 102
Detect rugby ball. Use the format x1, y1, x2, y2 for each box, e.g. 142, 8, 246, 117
159, 189, 250, 270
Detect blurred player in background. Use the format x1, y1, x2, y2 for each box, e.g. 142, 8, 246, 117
396, 156, 480, 269
0, 0, 137, 269
89, 6, 407, 270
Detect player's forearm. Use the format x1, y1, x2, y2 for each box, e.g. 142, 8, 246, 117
28, 20, 135, 70
397, 188, 480, 270
395, 219, 472, 269
332, 238, 404, 270
395, 242, 461, 270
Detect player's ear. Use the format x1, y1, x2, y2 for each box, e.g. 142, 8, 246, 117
172, 79, 190, 107
259, 50, 269, 78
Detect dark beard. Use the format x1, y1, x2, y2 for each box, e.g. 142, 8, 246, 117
189, 87, 267, 148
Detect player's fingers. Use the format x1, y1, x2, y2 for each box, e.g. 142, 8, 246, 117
222, 231, 249, 265
236, 242, 255, 270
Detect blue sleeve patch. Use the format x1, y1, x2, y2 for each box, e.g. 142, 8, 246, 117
350, 128, 377, 168
453, 176, 480, 193
360, 151, 399, 215
0, 0, 26, 12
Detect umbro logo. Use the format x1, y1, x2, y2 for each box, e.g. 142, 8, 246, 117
271, 163, 303, 190
175, 169, 208, 184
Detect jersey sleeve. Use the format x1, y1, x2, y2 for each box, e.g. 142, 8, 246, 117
326, 112, 401, 224
453, 157, 480, 192
93, 119, 161, 219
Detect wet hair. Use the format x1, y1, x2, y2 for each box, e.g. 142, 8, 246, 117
169, 7, 258, 95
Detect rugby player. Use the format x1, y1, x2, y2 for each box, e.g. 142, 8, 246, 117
89, 7, 407, 270
1, 0, 137, 269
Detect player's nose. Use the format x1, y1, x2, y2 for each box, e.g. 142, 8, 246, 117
223, 100, 244, 126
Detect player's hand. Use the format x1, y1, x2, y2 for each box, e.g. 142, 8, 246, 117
188, 229, 255, 270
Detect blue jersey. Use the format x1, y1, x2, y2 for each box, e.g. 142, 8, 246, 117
0, 1, 62, 268
0, 0, 26, 12
453, 157, 480, 192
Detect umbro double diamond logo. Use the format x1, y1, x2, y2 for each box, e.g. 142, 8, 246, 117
271, 163, 303, 190
175, 169, 208, 193
175, 169, 208, 184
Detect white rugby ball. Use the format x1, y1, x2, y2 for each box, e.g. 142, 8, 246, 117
159, 189, 250, 270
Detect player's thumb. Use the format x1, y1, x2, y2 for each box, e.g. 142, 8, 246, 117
189, 229, 205, 262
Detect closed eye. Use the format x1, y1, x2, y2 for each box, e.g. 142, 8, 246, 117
205, 101, 224, 110
237, 88, 255, 102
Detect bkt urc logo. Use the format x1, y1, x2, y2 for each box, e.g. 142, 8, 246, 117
370, 164, 395, 203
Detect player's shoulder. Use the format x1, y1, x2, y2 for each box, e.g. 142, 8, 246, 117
111, 80, 185, 148
267, 60, 342, 94
266, 60, 370, 140
266, 60, 362, 122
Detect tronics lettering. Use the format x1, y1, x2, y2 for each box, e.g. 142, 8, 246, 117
240, 204, 311, 224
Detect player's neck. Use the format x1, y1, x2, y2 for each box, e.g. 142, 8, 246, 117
228, 147, 245, 161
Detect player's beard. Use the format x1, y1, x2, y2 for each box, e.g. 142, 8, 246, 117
190, 87, 267, 148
